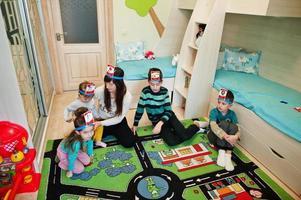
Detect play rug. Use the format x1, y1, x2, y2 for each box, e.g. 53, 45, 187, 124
38, 119, 293, 200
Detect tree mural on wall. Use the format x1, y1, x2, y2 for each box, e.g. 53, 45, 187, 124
125, 0, 165, 37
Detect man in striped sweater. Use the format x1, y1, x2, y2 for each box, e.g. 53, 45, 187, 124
132, 68, 199, 146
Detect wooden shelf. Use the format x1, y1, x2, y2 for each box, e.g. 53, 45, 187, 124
188, 42, 198, 50
173, 0, 216, 118
177, 0, 197, 10
182, 65, 193, 75
195, 19, 208, 24
175, 85, 188, 99
178, 6, 194, 11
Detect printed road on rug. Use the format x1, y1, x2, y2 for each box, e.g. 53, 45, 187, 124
38, 119, 293, 200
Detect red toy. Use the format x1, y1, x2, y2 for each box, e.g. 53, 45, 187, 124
0, 121, 41, 200
144, 51, 155, 60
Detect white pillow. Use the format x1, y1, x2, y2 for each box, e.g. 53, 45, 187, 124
115, 41, 145, 63
217, 44, 242, 69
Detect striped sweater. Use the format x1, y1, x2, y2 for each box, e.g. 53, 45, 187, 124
133, 86, 173, 126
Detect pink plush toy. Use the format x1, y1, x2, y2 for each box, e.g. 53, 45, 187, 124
145, 51, 155, 60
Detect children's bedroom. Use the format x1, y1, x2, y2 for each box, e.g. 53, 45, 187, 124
0, 0, 301, 199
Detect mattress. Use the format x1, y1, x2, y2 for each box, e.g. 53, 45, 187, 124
117, 56, 176, 80
213, 70, 301, 142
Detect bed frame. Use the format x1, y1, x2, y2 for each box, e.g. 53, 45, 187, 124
125, 78, 175, 109
210, 88, 301, 196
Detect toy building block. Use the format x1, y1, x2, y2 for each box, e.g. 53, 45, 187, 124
159, 143, 211, 164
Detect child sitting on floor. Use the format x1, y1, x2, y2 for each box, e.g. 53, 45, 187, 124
64, 81, 106, 147
132, 68, 199, 146
196, 88, 240, 171
57, 108, 99, 177
64, 81, 97, 122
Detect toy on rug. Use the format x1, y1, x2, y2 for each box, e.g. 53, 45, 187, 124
144, 50, 155, 60
0, 121, 41, 200
158, 143, 214, 171
175, 155, 214, 172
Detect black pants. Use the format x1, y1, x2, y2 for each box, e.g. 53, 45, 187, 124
208, 120, 238, 150
103, 117, 135, 148
160, 112, 199, 146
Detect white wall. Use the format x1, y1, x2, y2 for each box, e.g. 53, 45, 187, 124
0, 12, 29, 130
113, 0, 172, 50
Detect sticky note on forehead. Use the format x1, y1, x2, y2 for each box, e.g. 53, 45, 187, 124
83, 111, 94, 125
85, 84, 95, 94
151, 71, 160, 81
107, 65, 115, 76
218, 88, 228, 99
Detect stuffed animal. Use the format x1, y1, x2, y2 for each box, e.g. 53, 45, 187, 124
145, 51, 155, 60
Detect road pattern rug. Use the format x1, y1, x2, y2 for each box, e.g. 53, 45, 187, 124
38, 119, 293, 200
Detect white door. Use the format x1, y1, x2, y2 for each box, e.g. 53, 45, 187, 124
51, 0, 108, 90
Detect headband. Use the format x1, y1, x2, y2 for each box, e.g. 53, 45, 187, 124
106, 65, 123, 80
75, 111, 95, 131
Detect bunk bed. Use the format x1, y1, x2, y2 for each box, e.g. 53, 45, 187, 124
172, 0, 301, 196
209, 71, 301, 195
209, 41, 301, 195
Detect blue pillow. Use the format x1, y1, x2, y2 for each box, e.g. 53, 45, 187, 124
223, 48, 261, 75
115, 41, 145, 63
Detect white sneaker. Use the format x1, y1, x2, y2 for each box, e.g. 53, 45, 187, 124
225, 153, 234, 171
95, 141, 107, 147
216, 149, 225, 167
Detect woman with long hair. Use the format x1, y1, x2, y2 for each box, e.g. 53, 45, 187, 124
94, 65, 135, 147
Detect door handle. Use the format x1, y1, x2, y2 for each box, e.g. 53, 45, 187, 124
56, 33, 64, 41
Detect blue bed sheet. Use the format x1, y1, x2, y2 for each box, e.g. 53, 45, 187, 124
116, 56, 176, 80
213, 70, 301, 142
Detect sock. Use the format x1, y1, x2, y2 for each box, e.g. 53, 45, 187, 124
225, 153, 234, 171
95, 141, 107, 147
194, 120, 209, 128
216, 149, 225, 167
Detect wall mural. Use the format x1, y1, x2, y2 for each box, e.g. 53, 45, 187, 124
125, 0, 165, 37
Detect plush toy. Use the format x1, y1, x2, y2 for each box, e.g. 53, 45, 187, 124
145, 51, 155, 60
